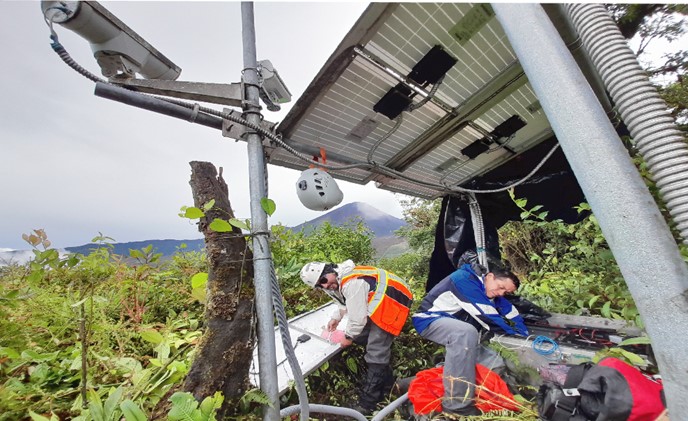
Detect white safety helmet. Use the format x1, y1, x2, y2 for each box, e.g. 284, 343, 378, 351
296, 168, 344, 211
300, 262, 327, 288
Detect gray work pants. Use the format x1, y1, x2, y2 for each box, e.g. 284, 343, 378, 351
420, 317, 496, 412
353, 318, 394, 365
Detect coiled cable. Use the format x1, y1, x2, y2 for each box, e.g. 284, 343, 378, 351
532, 335, 561, 360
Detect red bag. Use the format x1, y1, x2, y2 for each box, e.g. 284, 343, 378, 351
407, 364, 520, 415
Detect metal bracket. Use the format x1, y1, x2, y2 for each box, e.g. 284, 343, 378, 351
221, 108, 276, 141
113, 79, 243, 107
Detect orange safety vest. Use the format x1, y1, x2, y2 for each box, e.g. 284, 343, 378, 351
340, 266, 413, 336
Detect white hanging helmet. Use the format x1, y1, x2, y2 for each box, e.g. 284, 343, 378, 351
296, 168, 344, 211
300, 261, 327, 288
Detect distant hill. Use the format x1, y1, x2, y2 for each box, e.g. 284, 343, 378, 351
65, 239, 205, 257
291, 202, 406, 237
0, 202, 408, 265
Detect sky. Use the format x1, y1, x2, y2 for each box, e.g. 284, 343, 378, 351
0, 1, 410, 250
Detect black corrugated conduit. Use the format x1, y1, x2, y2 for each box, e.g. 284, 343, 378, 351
566, 4, 688, 244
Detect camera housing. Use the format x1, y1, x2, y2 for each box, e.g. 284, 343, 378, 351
259, 60, 292, 104
41, 1, 181, 80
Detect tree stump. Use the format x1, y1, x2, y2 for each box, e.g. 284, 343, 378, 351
182, 161, 255, 418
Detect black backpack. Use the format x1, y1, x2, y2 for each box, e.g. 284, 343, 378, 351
537, 357, 665, 421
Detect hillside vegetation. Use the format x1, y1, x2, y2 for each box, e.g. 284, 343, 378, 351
1, 193, 663, 420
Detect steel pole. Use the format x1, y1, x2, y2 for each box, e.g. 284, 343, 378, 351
493, 3, 688, 414
241, 3, 280, 420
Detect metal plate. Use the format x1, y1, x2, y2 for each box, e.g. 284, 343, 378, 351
250, 303, 348, 395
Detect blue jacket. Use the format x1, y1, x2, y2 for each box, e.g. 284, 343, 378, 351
412, 264, 528, 336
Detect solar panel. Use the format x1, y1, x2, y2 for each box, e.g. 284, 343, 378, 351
275, 3, 558, 199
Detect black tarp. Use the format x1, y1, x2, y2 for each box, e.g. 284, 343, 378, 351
427, 137, 588, 291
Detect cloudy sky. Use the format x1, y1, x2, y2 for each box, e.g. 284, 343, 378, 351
0, 1, 411, 250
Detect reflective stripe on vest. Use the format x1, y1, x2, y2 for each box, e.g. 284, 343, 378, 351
340, 266, 413, 336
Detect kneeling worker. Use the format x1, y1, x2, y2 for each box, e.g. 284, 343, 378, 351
412, 263, 528, 416
300, 260, 414, 414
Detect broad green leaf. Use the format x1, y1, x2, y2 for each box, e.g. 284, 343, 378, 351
168, 392, 200, 421
129, 249, 144, 259
88, 389, 105, 421
209, 218, 233, 232
0, 347, 20, 359
228, 218, 250, 231
104, 386, 124, 420
21, 349, 59, 362
69, 354, 82, 370
120, 400, 148, 421
346, 356, 358, 374
67, 255, 80, 267
261, 197, 276, 216
601, 301, 611, 318
588, 295, 600, 308
619, 336, 652, 346
191, 272, 208, 289
184, 207, 205, 219
191, 287, 207, 303
4, 289, 19, 299
199, 392, 223, 417
140, 330, 164, 345
155, 341, 171, 360
203, 199, 216, 211
618, 348, 646, 366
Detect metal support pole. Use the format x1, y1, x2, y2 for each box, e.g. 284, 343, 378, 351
241, 3, 280, 420
493, 3, 688, 415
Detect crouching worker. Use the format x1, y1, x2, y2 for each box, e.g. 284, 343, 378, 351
300, 260, 414, 414
411, 263, 528, 416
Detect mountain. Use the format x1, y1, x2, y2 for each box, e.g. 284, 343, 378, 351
64, 239, 205, 257
291, 202, 408, 257
291, 202, 406, 237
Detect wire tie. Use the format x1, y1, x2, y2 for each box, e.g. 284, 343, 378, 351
189, 104, 200, 123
